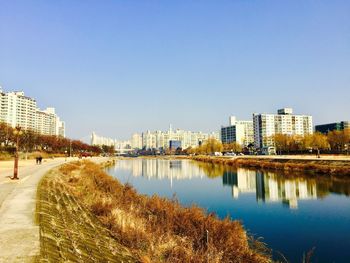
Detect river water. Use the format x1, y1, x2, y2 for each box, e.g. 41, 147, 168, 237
105, 158, 350, 263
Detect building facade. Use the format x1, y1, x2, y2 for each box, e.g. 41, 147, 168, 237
221, 116, 254, 146
36, 108, 65, 137
140, 125, 219, 150
0, 90, 37, 130
131, 133, 143, 149
315, 121, 350, 134
253, 108, 313, 148
0, 88, 65, 136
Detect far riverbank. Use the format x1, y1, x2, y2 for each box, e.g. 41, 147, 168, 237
189, 155, 350, 177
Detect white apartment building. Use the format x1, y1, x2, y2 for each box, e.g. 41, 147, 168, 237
56, 116, 66, 137
221, 116, 254, 146
0, 90, 37, 130
131, 133, 143, 149
91, 125, 220, 150
91, 132, 131, 150
253, 108, 313, 148
141, 125, 219, 150
91, 132, 117, 146
0, 88, 65, 137
36, 108, 65, 137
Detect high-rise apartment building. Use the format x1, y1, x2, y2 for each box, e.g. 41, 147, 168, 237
253, 108, 313, 148
131, 133, 143, 149
0, 90, 37, 130
221, 116, 254, 146
36, 108, 65, 137
0, 88, 65, 137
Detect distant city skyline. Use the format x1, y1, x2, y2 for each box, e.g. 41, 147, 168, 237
1, 1, 349, 140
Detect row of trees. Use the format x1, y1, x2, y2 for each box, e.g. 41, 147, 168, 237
187, 138, 223, 155
273, 129, 350, 154
0, 122, 114, 155
186, 129, 350, 155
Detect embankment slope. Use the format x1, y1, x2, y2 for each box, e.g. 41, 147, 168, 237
36, 160, 271, 263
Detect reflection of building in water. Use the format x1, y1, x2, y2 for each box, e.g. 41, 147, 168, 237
223, 169, 256, 198
131, 160, 142, 177
116, 159, 203, 187
259, 172, 317, 209
224, 169, 317, 209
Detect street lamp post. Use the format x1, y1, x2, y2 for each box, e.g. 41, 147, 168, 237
12, 126, 23, 180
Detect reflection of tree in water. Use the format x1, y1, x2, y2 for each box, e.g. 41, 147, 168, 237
316, 178, 350, 198
193, 161, 237, 178
330, 179, 350, 196
194, 160, 350, 206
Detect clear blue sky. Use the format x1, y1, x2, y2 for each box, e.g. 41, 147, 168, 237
1, 1, 349, 141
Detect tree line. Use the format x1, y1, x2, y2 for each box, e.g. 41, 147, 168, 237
186, 130, 350, 155
0, 122, 114, 156
272, 130, 350, 154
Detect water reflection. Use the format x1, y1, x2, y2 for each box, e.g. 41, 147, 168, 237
110, 159, 350, 262
115, 159, 204, 187
115, 158, 350, 210
223, 169, 317, 209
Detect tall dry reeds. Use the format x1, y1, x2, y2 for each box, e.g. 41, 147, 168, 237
58, 161, 271, 263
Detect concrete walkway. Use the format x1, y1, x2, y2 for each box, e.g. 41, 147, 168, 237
0, 157, 109, 262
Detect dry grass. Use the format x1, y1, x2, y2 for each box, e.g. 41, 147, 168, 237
36, 167, 137, 262
53, 160, 271, 263
0, 152, 13, 160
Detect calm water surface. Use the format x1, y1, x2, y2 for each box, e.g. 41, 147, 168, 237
106, 158, 350, 263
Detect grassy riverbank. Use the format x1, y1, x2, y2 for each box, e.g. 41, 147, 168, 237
36, 165, 136, 262
36, 160, 271, 263
191, 156, 350, 177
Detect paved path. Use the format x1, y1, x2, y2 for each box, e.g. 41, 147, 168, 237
0, 157, 109, 263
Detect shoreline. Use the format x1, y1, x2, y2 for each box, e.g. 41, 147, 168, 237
187, 155, 350, 177
116, 154, 350, 177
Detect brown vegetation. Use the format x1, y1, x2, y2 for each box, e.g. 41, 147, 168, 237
44, 160, 271, 263
191, 156, 350, 177
36, 167, 136, 262
272, 132, 330, 154
187, 138, 223, 155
